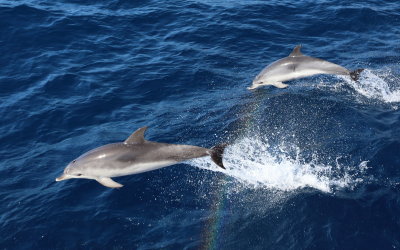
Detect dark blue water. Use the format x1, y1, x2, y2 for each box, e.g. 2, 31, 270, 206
1, 0, 400, 249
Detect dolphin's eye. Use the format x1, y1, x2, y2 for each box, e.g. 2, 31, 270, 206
76, 173, 82, 176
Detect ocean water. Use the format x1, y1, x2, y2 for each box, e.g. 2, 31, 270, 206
1, 0, 400, 249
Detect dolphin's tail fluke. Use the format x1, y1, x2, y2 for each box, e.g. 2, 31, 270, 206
210, 143, 228, 169
350, 68, 364, 81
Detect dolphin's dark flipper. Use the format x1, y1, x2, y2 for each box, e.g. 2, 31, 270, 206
272, 82, 289, 88
210, 143, 228, 169
96, 177, 124, 188
350, 68, 364, 81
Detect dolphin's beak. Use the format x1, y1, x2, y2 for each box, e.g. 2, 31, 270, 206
55, 174, 70, 182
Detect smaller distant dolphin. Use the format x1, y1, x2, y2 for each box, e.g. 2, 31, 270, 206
248, 45, 364, 90
56, 127, 227, 188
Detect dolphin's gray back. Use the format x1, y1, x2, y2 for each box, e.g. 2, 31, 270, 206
117, 142, 208, 163
74, 142, 208, 177
294, 56, 349, 75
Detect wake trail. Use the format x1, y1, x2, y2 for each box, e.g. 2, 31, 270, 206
343, 69, 400, 103
190, 137, 368, 193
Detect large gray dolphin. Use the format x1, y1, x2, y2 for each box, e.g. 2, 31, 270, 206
56, 127, 227, 188
248, 45, 364, 90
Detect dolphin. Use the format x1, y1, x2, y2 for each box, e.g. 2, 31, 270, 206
55, 127, 227, 188
248, 45, 364, 90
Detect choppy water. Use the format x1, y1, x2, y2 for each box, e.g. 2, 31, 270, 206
1, 0, 400, 249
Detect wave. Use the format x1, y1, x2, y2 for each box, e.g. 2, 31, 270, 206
342, 69, 400, 104
189, 136, 368, 193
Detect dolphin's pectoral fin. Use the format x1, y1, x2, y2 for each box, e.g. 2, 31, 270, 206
96, 177, 124, 188
272, 82, 289, 88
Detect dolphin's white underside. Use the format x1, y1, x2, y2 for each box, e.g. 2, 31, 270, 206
87, 160, 178, 178
58, 160, 180, 188
265, 69, 327, 84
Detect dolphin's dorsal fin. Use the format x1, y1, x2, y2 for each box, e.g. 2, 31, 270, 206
124, 126, 148, 144
289, 45, 303, 57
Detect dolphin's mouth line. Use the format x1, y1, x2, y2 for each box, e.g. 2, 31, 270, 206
248, 81, 264, 90
55, 174, 70, 182
55, 176, 64, 182
56, 174, 94, 181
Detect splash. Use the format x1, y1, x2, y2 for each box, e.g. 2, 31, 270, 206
190, 137, 365, 193
342, 69, 400, 103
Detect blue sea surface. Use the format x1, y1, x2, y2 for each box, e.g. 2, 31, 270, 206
1, 0, 400, 249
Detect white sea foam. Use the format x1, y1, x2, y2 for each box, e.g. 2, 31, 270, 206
342, 69, 400, 103
190, 137, 366, 193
